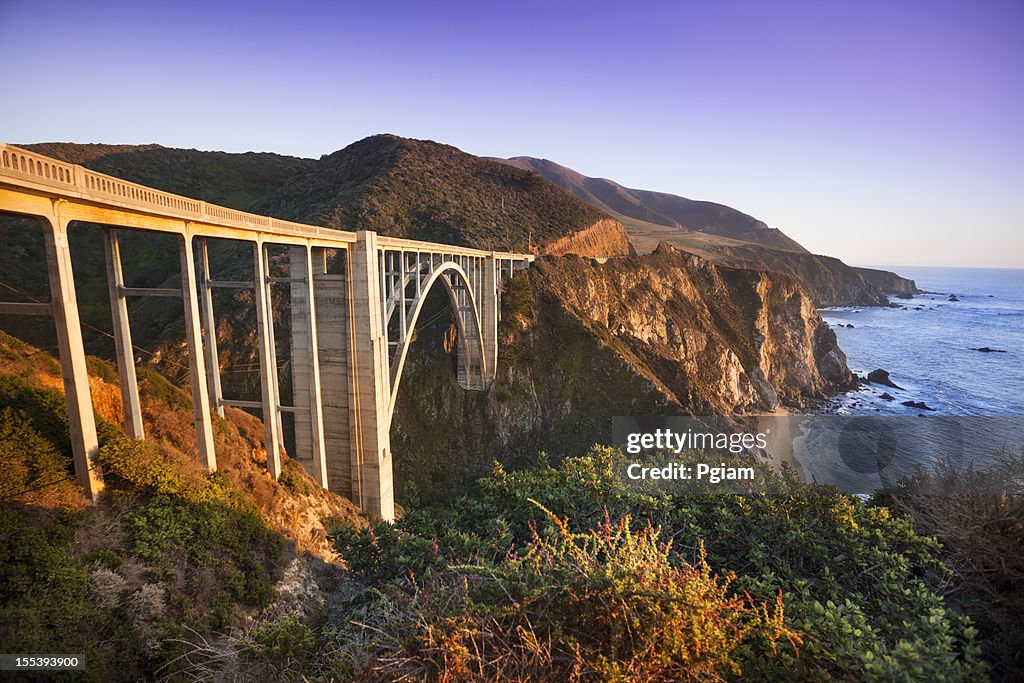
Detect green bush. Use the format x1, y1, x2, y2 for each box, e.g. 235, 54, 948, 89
329, 446, 986, 681
0, 406, 74, 501
331, 509, 793, 681
0, 507, 124, 681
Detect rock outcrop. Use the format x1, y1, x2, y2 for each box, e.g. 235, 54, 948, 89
542, 218, 634, 258
867, 369, 902, 389
854, 266, 920, 298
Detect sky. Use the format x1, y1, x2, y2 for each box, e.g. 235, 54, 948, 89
1, 0, 1021, 268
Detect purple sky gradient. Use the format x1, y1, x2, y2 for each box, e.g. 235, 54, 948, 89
1, 0, 1021, 267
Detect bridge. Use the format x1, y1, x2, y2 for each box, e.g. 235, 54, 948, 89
0, 143, 533, 520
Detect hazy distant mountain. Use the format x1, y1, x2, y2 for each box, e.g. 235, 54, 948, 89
495, 156, 808, 253
493, 156, 917, 305
252, 135, 631, 255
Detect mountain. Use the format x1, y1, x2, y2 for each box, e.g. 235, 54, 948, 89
496, 156, 807, 253
252, 135, 633, 256
494, 155, 919, 306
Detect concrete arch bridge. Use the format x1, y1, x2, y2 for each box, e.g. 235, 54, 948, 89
0, 143, 533, 520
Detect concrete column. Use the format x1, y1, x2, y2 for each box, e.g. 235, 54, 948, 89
349, 230, 395, 521
253, 241, 282, 479
289, 246, 313, 466
301, 246, 328, 487
103, 228, 144, 439
179, 232, 217, 471
482, 253, 499, 385
40, 212, 104, 501
197, 239, 224, 418
313, 253, 354, 499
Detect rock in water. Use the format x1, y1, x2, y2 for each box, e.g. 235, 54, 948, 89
971, 347, 1006, 353
901, 400, 935, 411
948, 294, 960, 302
879, 392, 895, 401
867, 368, 903, 389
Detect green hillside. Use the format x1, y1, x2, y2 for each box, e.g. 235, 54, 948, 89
21, 142, 315, 210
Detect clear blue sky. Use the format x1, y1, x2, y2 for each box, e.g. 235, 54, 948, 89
2, 0, 1021, 267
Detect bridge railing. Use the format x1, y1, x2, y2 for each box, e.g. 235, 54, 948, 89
0, 143, 354, 243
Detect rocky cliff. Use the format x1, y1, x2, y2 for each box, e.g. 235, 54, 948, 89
854, 266, 920, 297
390, 244, 853, 496
660, 237, 914, 307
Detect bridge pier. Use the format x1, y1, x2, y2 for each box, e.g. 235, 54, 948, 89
253, 240, 282, 479
40, 211, 104, 501
103, 228, 145, 439
197, 238, 225, 418
180, 232, 217, 471
482, 253, 498, 384
350, 230, 395, 521
288, 245, 329, 487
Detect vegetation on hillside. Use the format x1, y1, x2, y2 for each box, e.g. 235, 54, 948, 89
0, 329, 1019, 680
317, 449, 988, 681
22, 142, 314, 210
0, 331, 360, 680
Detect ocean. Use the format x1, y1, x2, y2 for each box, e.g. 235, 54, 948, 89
789, 266, 1024, 493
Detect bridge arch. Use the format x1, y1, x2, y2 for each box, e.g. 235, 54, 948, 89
386, 260, 485, 422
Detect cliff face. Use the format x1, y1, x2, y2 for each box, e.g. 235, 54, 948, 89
661, 238, 908, 307
525, 245, 853, 413
541, 218, 634, 258
853, 266, 920, 297
390, 244, 853, 495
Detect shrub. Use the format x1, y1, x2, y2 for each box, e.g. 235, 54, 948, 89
0, 406, 77, 506
876, 450, 1024, 677
330, 509, 794, 681
329, 446, 987, 681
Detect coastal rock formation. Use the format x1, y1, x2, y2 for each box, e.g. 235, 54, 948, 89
867, 369, 903, 389
854, 267, 921, 298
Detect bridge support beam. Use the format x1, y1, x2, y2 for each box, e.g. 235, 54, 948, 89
482, 253, 499, 385
179, 232, 217, 471
197, 239, 224, 418
103, 228, 144, 439
288, 246, 328, 487
254, 241, 282, 479
350, 231, 395, 521
40, 211, 104, 500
